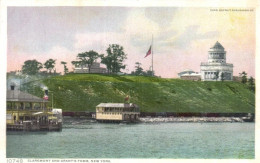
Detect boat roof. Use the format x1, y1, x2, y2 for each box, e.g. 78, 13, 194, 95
96, 103, 139, 108
7, 90, 48, 103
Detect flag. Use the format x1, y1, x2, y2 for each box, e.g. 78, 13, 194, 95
144, 45, 152, 58
43, 95, 48, 100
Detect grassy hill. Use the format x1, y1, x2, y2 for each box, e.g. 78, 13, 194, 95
24, 74, 255, 113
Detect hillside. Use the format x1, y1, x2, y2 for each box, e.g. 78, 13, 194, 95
23, 74, 255, 113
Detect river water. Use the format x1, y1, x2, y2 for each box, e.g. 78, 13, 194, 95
7, 119, 254, 159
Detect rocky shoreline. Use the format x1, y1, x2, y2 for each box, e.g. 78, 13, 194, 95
139, 117, 252, 123
62, 115, 254, 123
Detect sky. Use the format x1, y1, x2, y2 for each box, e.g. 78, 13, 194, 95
7, 7, 255, 78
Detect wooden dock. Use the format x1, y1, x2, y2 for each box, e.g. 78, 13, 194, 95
7, 122, 62, 131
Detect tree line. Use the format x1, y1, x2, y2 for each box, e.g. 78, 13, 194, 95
240, 71, 255, 92
20, 43, 155, 77
71, 44, 127, 74
21, 59, 69, 75
21, 59, 57, 75
212, 71, 255, 92
21, 44, 129, 75
131, 62, 154, 76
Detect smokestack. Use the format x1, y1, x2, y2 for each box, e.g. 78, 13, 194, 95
10, 83, 15, 90
44, 87, 48, 96
45, 89, 48, 96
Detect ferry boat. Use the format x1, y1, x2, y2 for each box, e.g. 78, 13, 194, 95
6, 85, 62, 131
95, 103, 140, 123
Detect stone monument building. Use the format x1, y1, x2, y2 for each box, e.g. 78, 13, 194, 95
200, 41, 233, 81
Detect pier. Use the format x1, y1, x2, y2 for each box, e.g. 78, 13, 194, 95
7, 122, 62, 131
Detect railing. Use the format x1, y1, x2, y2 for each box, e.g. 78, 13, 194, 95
102, 110, 139, 113
200, 62, 233, 66
6, 107, 52, 111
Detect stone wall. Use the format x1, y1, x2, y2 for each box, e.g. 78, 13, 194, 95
140, 117, 245, 123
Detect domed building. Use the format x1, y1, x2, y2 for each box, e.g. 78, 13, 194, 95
200, 41, 233, 81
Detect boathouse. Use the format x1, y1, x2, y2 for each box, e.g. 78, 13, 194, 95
6, 85, 62, 131
95, 103, 140, 122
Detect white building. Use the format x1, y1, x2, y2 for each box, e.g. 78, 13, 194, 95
74, 62, 107, 74
178, 69, 201, 81
178, 69, 195, 77
200, 41, 233, 81
180, 73, 201, 81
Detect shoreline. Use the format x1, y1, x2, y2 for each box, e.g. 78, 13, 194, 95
62, 112, 254, 123
62, 116, 254, 123
139, 117, 249, 123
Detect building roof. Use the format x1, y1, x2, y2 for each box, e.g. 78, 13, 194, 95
179, 69, 194, 73
178, 69, 195, 76
211, 41, 224, 49
7, 90, 48, 103
96, 103, 139, 108
181, 73, 201, 76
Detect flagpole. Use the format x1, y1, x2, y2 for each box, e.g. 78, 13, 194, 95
152, 35, 153, 76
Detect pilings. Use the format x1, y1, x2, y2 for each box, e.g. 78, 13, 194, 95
7, 122, 62, 131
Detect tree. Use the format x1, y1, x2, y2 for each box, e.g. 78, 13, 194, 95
240, 71, 247, 84
71, 61, 81, 67
141, 69, 155, 76
101, 44, 127, 74
22, 59, 43, 75
248, 77, 255, 92
76, 50, 100, 73
61, 61, 68, 74
135, 62, 143, 75
71, 61, 81, 72
100, 54, 112, 74
221, 72, 225, 82
214, 71, 220, 81
146, 70, 154, 76
44, 59, 56, 74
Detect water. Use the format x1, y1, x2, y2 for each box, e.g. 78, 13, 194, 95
7, 119, 255, 159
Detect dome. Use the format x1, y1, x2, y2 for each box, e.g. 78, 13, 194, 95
210, 41, 224, 50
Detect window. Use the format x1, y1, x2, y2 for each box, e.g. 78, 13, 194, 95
205, 72, 208, 79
